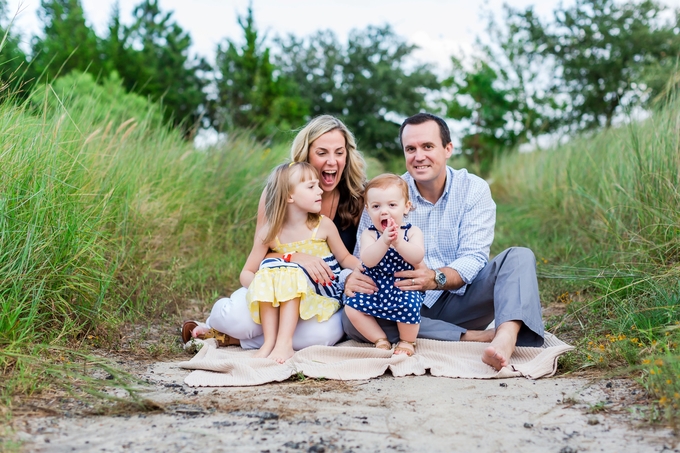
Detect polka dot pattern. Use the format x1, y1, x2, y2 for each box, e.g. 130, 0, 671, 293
345, 224, 424, 324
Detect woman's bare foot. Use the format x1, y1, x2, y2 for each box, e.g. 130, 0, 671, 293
191, 325, 210, 338
252, 342, 275, 359
267, 343, 294, 364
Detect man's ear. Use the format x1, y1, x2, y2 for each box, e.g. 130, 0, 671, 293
445, 142, 454, 159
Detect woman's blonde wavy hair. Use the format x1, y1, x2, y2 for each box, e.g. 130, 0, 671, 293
263, 162, 320, 245
290, 115, 366, 228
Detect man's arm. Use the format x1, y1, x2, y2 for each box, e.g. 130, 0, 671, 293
443, 180, 495, 289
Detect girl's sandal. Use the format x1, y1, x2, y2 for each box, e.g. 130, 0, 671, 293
374, 338, 392, 350
393, 340, 416, 357
202, 328, 234, 347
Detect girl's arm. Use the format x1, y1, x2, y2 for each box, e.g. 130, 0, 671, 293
359, 228, 391, 268
240, 230, 271, 288
320, 216, 361, 269
392, 225, 425, 267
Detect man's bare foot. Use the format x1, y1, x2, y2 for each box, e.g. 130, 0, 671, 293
482, 346, 510, 370
252, 342, 275, 359
267, 344, 294, 364
481, 321, 521, 371
460, 329, 495, 342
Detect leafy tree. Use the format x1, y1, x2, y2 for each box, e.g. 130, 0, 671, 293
0, 0, 30, 97
107, 0, 208, 134
508, 0, 680, 130
32, 0, 104, 80
212, 5, 306, 138
275, 25, 438, 156
441, 5, 565, 172
444, 57, 518, 173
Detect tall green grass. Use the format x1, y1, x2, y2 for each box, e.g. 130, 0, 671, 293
0, 72, 288, 414
491, 97, 680, 422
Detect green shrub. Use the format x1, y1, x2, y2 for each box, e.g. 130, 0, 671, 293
491, 95, 680, 423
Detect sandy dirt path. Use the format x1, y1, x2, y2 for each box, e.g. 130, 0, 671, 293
12, 358, 679, 453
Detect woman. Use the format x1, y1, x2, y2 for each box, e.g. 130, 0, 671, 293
182, 115, 366, 350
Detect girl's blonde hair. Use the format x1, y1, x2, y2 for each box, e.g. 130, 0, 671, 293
290, 115, 366, 229
263, 162, 321, 244
364, 173, 411, 205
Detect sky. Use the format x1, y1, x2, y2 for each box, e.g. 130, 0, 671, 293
7, 0, 678, 75
6, 0, 680, 148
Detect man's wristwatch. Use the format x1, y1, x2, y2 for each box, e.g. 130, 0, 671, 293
433, 268, 447, 290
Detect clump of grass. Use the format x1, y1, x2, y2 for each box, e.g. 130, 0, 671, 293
0, 72, 289, 416
491, 93, 680, 423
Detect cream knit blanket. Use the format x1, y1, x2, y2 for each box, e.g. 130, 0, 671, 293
178, 333, 573, 387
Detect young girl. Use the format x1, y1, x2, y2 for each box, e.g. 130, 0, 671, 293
240, 162, 360, 363
344, 174, 425, 356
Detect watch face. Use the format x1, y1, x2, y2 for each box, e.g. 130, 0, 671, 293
436, 270, 446, 286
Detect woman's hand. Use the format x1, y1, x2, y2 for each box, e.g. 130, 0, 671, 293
344, 265, 378, 298
291, 252, 336, 286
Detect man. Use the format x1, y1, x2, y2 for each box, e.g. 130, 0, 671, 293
343, 112, 544, 370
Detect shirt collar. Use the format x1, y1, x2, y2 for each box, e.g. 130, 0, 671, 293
404, 166, 453, 205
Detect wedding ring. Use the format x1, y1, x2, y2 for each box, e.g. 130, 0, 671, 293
411, 279, 415, 286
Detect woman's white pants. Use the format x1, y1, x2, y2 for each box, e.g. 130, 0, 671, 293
205, 287, 344, 350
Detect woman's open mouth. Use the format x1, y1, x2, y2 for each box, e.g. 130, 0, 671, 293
321, 170, 337, 186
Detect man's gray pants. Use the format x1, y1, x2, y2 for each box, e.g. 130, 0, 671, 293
341, 247, 545, 347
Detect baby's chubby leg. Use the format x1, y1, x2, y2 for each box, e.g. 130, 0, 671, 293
394, 322, 419, 356
344, 306, 389, 348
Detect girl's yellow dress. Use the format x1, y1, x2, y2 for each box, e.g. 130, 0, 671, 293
246, 217, 341, 324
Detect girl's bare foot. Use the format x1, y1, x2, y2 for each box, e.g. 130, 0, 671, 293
267, 344, 294, 364
252, 342, 275, 359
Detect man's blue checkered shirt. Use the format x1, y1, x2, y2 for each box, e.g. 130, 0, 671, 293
354, 166, 496, 308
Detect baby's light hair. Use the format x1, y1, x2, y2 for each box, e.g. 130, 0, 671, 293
363, 173, 410, 206
263, 162, 321, 244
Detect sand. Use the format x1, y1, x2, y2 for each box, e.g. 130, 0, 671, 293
11, 358, 679, 453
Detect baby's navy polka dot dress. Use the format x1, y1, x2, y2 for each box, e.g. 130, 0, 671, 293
344, 224, 423, 324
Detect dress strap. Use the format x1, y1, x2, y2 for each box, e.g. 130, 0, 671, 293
274, 236, 282, 247
311, 215, 324, 239
400, 223, 412, 241
368, 224, 381, 239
